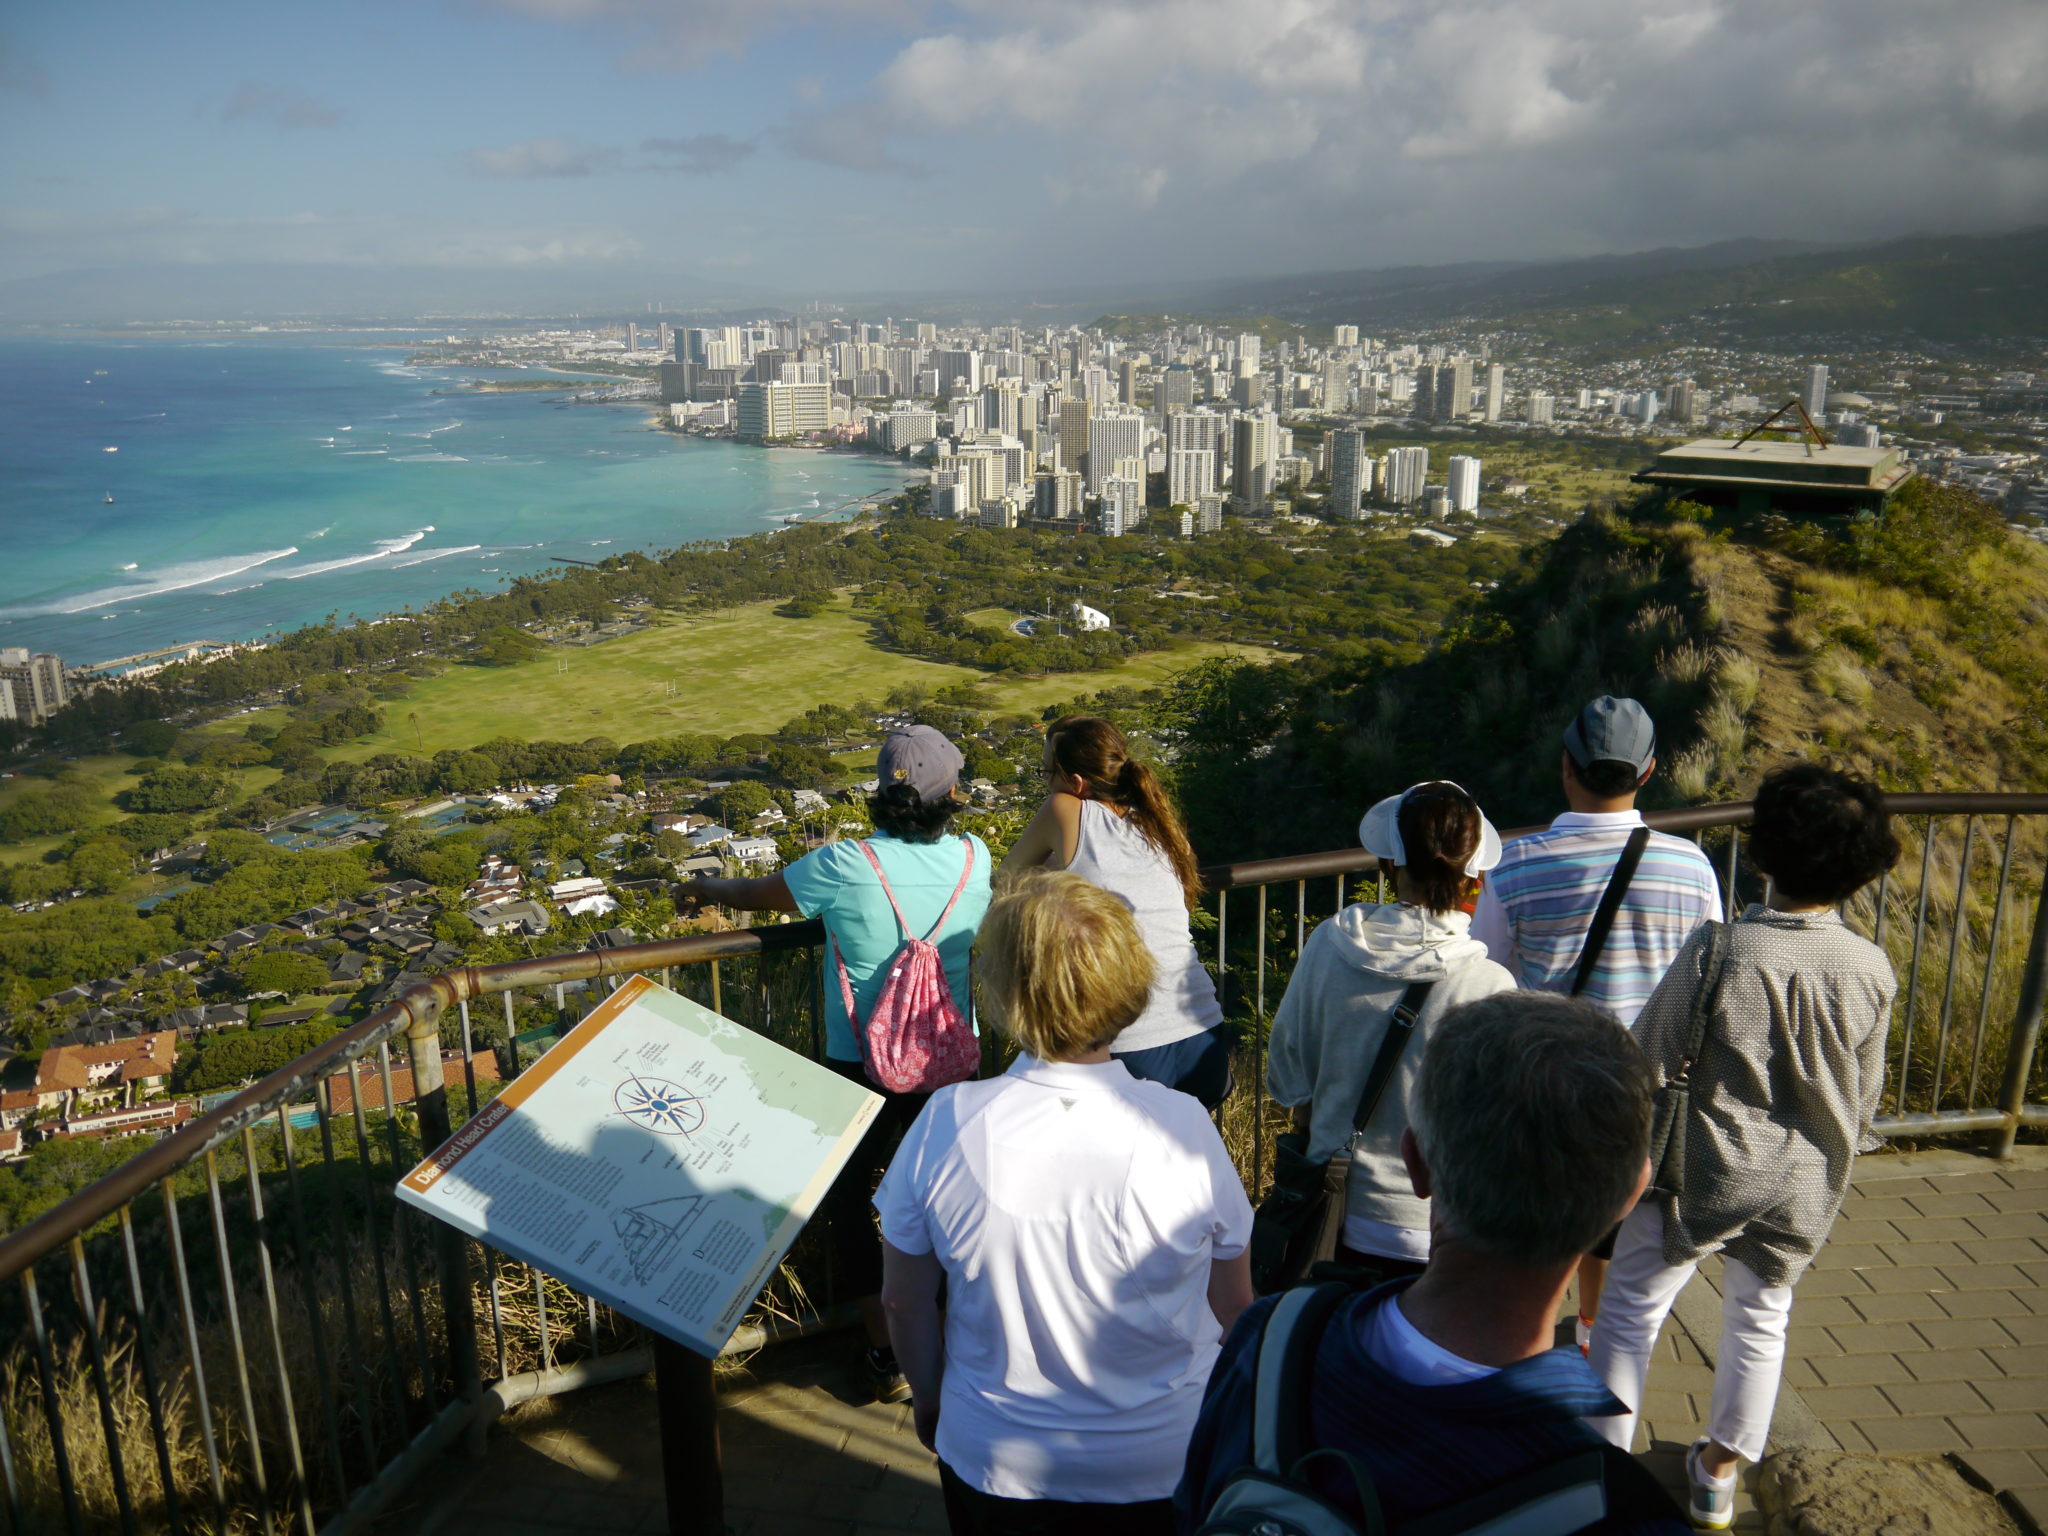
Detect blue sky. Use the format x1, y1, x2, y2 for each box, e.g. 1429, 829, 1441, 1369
4, 0, 2047, 308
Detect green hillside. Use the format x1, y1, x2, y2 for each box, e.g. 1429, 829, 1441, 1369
1129, 226, 2048, 349
1163, 479, 2048, 859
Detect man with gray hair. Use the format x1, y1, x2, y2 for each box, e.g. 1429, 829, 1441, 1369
1176, 992, 1686, 1534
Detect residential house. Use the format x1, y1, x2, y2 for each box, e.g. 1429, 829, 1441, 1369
686, 823, 735, 850
726, 836, 781, 869
31, 1031, 179, 1116
546, 876, 617, 919
53, 1099, 195, 1143
325, 1049, 502, 1114
470, 900, 551, 937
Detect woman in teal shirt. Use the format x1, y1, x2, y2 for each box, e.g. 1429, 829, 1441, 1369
681, 725, 992, 1403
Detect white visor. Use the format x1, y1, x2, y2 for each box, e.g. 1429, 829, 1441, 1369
1357, 779, 1502, 877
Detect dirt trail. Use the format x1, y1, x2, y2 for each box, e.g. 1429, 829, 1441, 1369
1701, 542, 1946, 774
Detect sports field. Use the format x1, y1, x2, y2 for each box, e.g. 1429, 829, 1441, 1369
334, 595, 1279, 758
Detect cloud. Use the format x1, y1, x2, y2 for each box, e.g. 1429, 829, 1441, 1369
783, 0, 2048, 275
0, 34, 49, 96
639, 134, 757, 174
220, 81, 345, 129
466, 136, 625, 178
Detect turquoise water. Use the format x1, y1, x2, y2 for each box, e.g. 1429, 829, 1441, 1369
0, 335, 909, 667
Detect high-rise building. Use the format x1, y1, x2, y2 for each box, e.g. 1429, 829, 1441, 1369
1431, 358, 1474, 421
936, 349, 982, 397
1422, 485, 1453, 519
1196, 491, 1227, 534
1156, 366, 1196, 419
980, 380, 1024, 437
1666, 381, 1697, 422
1086, 408, 1146, 495
1329, 428, 1367, 521
1332, 325, 1360, 349
1119, 359, 1138, 408
626, 322, 639, 353
1058, 398, 1093, 473
0, 649, 66, 724
1635, 391, 1660, 425
1033, 470, 1082, 521
1231, 412, 1276, 506
1448, 455, 1482, 513
1382, 445, 1430, 505
735, 381, 832, 440
1411, 365, 1435, 417
1237, 333, 1261, 371
881, 407, 938, 452
1802, 363, 1830, 421
1484, 363, 1505, 423
1526, 393, 1556, 425
1100, 474, 1143, 537
1168, 448, 1217, 508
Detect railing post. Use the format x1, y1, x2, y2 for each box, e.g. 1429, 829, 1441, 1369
406, 995, 484, 1432
1990, 888, 2048, 1160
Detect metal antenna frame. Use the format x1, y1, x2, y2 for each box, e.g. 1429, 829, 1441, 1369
1733, 397, 1833, 456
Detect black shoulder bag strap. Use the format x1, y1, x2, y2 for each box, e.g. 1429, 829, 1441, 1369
1568, 825, 1651, 998
1348, 978, 1437, 1136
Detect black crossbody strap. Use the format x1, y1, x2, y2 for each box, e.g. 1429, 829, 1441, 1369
1349, 978, 1436, 1135
1676, 921, 1730, 1080
1569, 825, 1651, 997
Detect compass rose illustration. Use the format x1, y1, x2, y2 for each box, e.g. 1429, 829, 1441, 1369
614, 1073, 705, 1136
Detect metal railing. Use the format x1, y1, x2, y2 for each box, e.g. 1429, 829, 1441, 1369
0, 793, 2043, 1534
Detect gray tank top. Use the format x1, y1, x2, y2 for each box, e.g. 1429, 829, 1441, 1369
1065, 799, 1223, 1052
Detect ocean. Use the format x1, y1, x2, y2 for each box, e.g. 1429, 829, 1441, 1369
0, 334, 910, 667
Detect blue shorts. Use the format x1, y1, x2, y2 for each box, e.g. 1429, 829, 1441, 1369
1113, 1027, 1233, 1111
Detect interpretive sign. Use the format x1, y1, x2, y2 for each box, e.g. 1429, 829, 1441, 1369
396, 974, 884, 1357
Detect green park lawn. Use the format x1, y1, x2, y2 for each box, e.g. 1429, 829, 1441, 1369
334, 595, 1279, 759
0, 754, 281, 870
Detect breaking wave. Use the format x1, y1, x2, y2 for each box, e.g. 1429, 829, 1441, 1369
0, 547, 302, 617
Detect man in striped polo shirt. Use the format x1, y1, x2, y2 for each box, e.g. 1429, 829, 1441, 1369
1471, 696, 1721, 1023
1471, 695, 1721, 1345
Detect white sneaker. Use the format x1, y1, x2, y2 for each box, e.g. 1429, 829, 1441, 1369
1685, 1438, 1737, 1531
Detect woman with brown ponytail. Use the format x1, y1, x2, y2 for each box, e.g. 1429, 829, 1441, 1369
997, 715, 1230, 1107
1265, 781, 1517, 1278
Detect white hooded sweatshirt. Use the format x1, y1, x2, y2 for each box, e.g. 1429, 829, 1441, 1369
1266, 902, 1515, 1257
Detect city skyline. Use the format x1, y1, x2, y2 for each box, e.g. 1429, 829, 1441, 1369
3, 1, 2047, 311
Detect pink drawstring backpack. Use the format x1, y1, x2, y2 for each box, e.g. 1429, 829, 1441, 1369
832, 837, 980, 1094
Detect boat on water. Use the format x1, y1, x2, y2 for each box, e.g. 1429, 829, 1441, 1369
104, 495, 115, 504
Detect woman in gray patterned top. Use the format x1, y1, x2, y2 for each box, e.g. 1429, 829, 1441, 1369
1587, 764, 1899, 1531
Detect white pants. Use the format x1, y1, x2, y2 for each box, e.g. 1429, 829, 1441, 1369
1586, 1203, 1796, 1463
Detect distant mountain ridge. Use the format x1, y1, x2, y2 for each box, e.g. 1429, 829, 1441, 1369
1146, 227, 2048, 347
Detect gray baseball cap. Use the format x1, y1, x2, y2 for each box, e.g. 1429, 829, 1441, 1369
1563, 696, 1656, 773
876, 725, 964, 804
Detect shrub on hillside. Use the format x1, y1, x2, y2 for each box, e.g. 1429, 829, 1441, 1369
118, 765, 234, 815
174, 1020, 337, 1094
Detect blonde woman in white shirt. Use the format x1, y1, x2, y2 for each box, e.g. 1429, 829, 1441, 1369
877, 870, 1254, 1536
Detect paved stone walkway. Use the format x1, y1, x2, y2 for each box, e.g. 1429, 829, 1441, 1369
386, 1145, 2048, 1536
